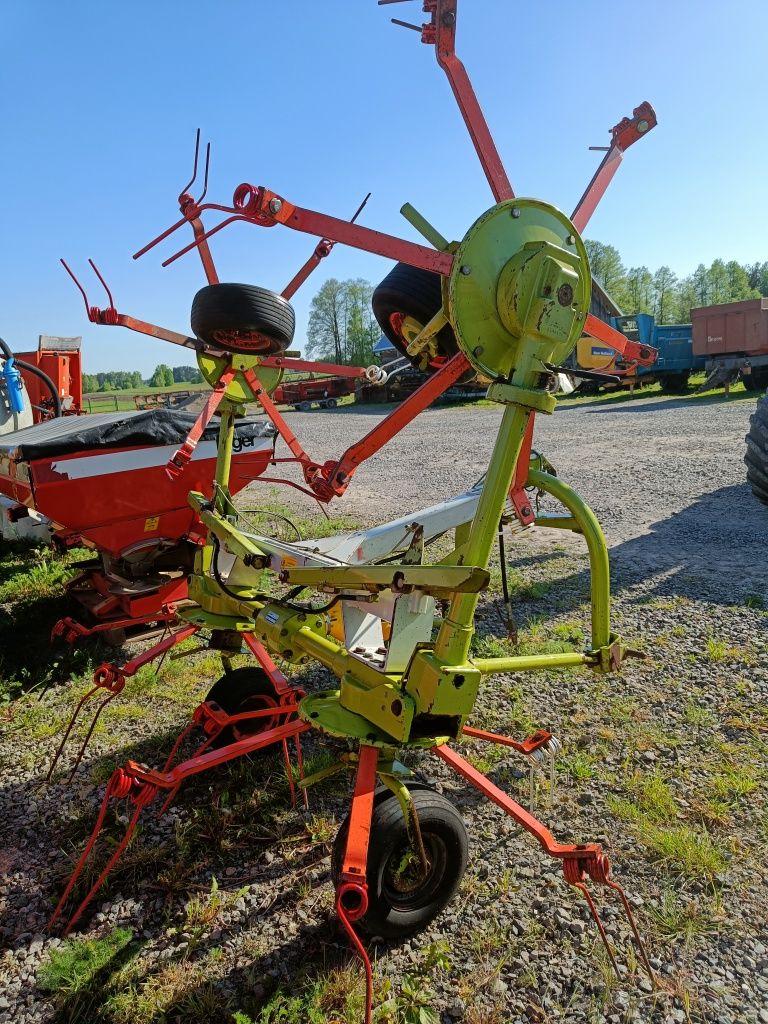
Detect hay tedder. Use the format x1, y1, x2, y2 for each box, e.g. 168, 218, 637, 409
49, 2, 661, 1017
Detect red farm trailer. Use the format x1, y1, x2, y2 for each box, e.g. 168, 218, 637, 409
273, 374, 356, 410
692, 298, 768, 392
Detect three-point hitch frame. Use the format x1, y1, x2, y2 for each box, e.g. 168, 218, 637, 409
52, 3, 661, 1020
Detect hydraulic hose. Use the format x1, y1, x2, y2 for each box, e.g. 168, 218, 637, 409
0, 336, 63, 417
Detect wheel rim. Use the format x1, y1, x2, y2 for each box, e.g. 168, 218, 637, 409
381, 833, 448, 912
230, 692, 280, 741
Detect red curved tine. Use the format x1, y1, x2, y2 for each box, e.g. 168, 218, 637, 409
336, 885, 373, 1024
563, 860, 621, 979
602, 875, 657, 985
434, 744, 656, 986
63, 779, 157, 935
46, 684, 102, 782
48, 768, 152, 933
64, 690, 120, 784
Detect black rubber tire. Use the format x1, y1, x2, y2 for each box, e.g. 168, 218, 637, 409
372, 263, 463, 374
325, 398, 338, 409
332, 787, 468, 939
660, 372, 690, 394
191, 283, 295, 355
298, 401, 311, 412
205, 666, 282, 749
746, 393, 768, 505
742, 369, 768, 393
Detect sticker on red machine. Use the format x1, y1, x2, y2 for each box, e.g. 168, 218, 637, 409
144, 516, 160, 531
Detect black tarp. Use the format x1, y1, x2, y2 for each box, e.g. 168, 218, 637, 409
0, 409, 275, 461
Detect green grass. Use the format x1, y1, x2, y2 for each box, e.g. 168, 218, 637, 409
38, 927, 134, 997
607, 772, 730, 879
235, 491, 360, 541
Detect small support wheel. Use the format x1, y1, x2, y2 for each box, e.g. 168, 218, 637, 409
325, 397, 338, 409
298, 401, 311, 412
331, 787, 468, 939
205, 666, 283, 749
191, 283, 295, 355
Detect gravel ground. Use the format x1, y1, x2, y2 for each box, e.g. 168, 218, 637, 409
1, 389, 767, 1024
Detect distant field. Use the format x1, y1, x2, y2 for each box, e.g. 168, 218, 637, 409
82, 381, 208, 412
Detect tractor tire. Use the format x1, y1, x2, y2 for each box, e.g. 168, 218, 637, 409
332, 787, 468, 939
742, 369, 768, 393
661, 372, 690, 394
745, 392, 768, 506
191, 283, 295, 355
372, 263, 464, 374
204, 666, 283, 749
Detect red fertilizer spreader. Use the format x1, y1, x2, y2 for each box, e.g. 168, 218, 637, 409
0, 408, 275, 643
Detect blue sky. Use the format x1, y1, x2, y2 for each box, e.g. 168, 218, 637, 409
1, 1, 765, 375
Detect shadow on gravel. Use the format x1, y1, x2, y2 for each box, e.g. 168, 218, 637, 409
579, 395, 753, 415
507, 484, 768, 615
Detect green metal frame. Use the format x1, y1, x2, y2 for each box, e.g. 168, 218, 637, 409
181, 197, 624, 753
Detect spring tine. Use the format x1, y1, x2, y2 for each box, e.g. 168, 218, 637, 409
178, 128, 201, 199
64, 795, 150, 935
604, 877, 657, 985
282, 738, 297, 809
528, 762, 536, 810
46, 685, 100, 782
59, 259, 92, 319
197, 142, 211, 204
572, 879, 621, 979
88, 259, 115, 311
549, 748, 556, 805
160, 214, 246, 267
349, 191, 371, 224
65, 692, 117, 784
48, 771, 122, 929
336, 890, 373, 1024
157, 730, 218, 817
294, 731, 308, 810
391, 17, 421, 30
161, 720, 197, 773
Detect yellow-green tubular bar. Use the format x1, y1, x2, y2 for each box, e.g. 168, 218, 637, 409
473, 651, 595, 674
214, 404, 237, 510
528, 468, 611, 650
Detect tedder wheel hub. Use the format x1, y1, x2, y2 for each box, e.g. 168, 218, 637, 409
205, 666, 282, 748
332, 787, 468, 940
448, 199, 591, 381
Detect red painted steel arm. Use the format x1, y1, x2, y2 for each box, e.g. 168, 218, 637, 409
571, 102, 657, 234
306, 351, 472, 501
258, 356, 372, 380
282, 192, 371, 299
124, 719, 311, 789
60, 259, 202, 353
161, 187, 454, 277
422, 1, 514, 203
584, 314, 658, 367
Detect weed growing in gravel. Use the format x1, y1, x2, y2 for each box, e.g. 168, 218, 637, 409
607, 771, 729, 878
38, 926, 134, 997
648, 889, 723, 944
184, 875, 248, 931
238, 963, 367, 1023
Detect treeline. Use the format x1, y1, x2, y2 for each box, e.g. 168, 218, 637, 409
306, 278, 380, 365
82, 365, 203, 393
586, 240, 768, 325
